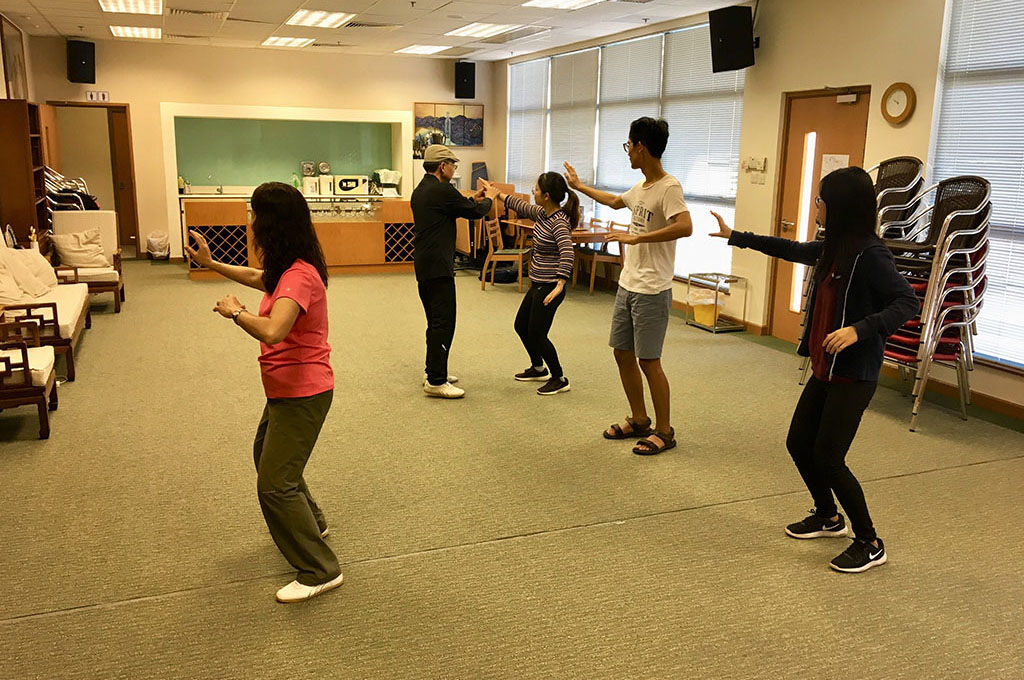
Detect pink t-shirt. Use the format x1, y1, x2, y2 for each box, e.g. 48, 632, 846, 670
257, 259, 334, 399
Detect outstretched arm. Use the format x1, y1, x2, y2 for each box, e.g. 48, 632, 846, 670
563, 162, 625, 209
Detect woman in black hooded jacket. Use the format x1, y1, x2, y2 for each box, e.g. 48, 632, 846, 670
711, 167, 919, 573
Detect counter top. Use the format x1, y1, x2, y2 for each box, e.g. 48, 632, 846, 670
179, 193, 384, 200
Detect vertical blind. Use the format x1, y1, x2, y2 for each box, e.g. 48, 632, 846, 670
932, 0, 1024, 367
506, 23, 744, 279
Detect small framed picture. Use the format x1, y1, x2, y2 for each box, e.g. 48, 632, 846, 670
301, 161, 316, 176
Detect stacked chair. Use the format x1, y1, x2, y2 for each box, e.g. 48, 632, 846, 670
869, 156, 925, 230
878, 175, 991, 430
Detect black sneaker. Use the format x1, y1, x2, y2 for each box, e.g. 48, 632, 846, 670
785, 509, 850, 539
830, 538, 887, 573
515, 366, 549, 382
537, 377, 570, 395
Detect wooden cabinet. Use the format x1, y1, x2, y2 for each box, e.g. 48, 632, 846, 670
0, 100, 49, 241
183, 200, 250, 277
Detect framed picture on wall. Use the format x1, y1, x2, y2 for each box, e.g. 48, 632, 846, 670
413, 103, 483, 159
0, 15, 28, 100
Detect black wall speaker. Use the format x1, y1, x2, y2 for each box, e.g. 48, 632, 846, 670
708, 5, 755, 73
455, 61, 475, 99
67, 40, 96, 84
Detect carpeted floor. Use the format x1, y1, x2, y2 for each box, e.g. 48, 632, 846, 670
1, 260, 1022, 679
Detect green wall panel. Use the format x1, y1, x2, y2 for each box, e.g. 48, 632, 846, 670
174, 117, 394, 186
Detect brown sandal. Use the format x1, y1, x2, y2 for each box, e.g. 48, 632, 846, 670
633, 427, 676, 455
603, 416, 653, 440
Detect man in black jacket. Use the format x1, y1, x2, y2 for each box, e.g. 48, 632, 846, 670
412, 144, 492, 398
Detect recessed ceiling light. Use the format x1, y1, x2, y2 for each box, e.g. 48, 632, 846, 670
395, 45, 448, 54
285, 10, 356, 28
445, 23, 522, 39
522, 0, 604, 8
109, 25, 161, 39
261, 36, 316, 48
98, 0, 163, 15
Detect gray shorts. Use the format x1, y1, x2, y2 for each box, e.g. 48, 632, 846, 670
609, 286, 673, 359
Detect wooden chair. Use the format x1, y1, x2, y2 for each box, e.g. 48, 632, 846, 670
480, 218, 531, 292
0, 320, 59, 439
575, 219, 627, 294
49, 211, 126, 312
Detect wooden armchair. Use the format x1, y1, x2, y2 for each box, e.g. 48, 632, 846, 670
50, 211, 125, 312
0, 286, 91, 382
0, 320, 59, 439
480, 218, 531, 292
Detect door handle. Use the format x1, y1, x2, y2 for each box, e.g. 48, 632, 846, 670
780, 219, 795, 233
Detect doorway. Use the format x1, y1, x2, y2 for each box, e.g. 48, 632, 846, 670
768, 87, 871, 343
49, 102, 140, 254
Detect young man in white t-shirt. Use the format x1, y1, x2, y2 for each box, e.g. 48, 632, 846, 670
564, 117, 692, 455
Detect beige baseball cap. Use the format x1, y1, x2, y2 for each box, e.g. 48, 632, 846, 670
423, 144, 460, 163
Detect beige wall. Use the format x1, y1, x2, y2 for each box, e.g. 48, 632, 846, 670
54, 106, 116, 211
28, 36, 500, 251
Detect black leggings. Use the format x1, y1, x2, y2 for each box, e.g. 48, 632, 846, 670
786, 376, 879, 542
514, 281, 566, 378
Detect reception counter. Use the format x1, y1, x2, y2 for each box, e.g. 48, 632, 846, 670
180, 196, 415, 279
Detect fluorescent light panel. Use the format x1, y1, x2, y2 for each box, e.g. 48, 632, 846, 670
109, 25, 161, 38
395, 45, 448, 54
262, 36, 316, 47
98, 0, 162, 14
445, 23, 522, 38
522, 0, 604, 9
286, 10, 356, 28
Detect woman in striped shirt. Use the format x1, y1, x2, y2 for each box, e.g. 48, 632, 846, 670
482, 174, 578, 395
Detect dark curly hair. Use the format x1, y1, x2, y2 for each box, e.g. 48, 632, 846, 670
250, 182, 328, 293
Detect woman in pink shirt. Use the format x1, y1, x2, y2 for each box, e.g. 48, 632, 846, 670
186, 182, 342, 603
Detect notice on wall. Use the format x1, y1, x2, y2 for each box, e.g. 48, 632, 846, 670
821, 154, 850, 179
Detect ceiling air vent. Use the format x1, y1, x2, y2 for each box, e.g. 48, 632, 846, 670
167, 8, 229, 20
342, 21, 401, 30
439, 47, 477, 57
311, 42, 354, 48
482, 26, 550, 44
224, 17, 275, 25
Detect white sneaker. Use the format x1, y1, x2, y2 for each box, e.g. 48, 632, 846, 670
423, 381, 465, 399
423, 373, 459, 385
275, 572, 344, 603
320, 527, 329, 539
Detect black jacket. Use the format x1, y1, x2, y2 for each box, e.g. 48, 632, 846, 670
729, 231, 919, 381
411, 175, 492, 281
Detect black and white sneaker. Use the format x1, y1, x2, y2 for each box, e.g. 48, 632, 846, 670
515, 366, 549, 381
537, 377, 570, 395
830, 538, 887, 573
785, 509, 850, 539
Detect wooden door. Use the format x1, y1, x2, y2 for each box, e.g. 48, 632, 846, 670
107, 106, 140, 250
38, 103, 61, 171
769, 89, 871, 342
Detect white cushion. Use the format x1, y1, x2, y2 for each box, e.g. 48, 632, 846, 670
8, 248, 58, 288
0, 345, 55, 387
0, 259, 22, 305
0, 247, 49, 298
50, 229, 110, 268
6, 283, 88, 338
57, 266, 120, 283
52, 211, 118, 260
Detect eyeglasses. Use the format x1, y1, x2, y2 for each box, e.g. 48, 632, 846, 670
814, 196, 823, 208
622, 142, 631, 153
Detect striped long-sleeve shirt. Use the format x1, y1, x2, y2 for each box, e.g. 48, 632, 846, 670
504, 195, 575, 284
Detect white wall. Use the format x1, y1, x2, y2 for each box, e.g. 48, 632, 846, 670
54, 106, 116, 211
28, 37, 500, 253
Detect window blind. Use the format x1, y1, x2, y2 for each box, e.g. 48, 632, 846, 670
549, 49, 599, 218
932, 0, 1024, 367
507, 59, 549, 194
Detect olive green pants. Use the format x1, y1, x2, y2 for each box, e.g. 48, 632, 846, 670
253, 389, 340, 586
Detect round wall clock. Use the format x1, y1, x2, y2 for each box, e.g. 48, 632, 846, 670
882, 82, 916, 125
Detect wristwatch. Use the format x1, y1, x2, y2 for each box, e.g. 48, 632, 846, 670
231, 308, 244, 323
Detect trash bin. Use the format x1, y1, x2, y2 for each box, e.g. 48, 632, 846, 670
688, 288, 722, 327
146, 231, 170, 260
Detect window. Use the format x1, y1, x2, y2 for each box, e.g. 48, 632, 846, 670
931, 0, 1024, 368
506, 22, 744, 279
506, 59, 549, 194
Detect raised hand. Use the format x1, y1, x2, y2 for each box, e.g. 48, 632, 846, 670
709, 211, 733, 240
563, 161, 582, 190
186, 230, 214, 267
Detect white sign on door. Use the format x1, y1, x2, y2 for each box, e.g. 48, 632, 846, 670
820, 154, 850, 179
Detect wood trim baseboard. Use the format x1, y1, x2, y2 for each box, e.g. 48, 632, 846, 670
879, 364, 1024, 421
